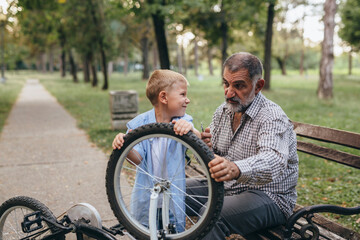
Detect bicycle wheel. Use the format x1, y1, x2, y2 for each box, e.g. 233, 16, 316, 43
0, 196, 64, 240
106, 123, 224, 240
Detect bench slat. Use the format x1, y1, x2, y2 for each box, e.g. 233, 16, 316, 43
293, 121, 360, 149
297, 140, 360, 169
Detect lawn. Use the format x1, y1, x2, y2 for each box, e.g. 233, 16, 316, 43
1, 69, 359, 232
0, 72, 28, 132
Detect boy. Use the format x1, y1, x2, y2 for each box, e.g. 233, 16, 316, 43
112, 69, 200, 232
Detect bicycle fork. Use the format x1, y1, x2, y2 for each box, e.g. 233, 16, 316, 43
149, 181, 171, 240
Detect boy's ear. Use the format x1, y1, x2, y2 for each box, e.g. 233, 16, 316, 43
159, 91, 168, 104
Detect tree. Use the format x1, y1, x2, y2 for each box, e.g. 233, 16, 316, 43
263, 0, 276, 90
16, 1, 59, 72
181, 0, 266, 75
339, 0, 360, 75
318, 0, 336, 99
87, 0, 109, 90
147, 0, 170, 69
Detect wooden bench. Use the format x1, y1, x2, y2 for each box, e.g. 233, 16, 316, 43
247, 121, 360, 240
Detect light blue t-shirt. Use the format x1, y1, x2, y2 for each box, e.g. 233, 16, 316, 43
126, 108, 193, 232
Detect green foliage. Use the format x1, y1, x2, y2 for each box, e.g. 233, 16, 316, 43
339, 0, 360, 50
181, 0, 267, 49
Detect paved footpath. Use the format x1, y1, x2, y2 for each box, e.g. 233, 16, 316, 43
0, 79, 125, 237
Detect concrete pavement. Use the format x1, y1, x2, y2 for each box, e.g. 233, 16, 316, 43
0, 79, 121, 235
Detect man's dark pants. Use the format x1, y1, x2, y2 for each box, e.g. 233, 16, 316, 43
185, 179, 286, 239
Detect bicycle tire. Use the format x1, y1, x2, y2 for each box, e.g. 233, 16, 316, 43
0, 196, 64, 240
106, 123, 224, 240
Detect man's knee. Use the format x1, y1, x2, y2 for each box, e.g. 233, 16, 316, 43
208, 190, 286, 236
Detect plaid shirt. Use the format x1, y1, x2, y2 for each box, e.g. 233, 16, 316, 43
210, 92, 298, 218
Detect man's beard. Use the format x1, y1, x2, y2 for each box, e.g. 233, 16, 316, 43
225, 94, 255, 113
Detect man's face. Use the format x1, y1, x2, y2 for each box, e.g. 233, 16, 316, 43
222, 67, 256, 113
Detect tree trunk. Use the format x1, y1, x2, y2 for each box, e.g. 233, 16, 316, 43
151, 0, 170, 69
41, 53, 46, 73
100, 48, 108, 90
69, 49, 78, 83
153, 44, 159, 70
299, 12, 306, 76
58, 26, 66, 77
91, 62, 98, 87
275, 57, 286, 75
88, 0, 108, 89
318, 0, 336, 99
220, 13, 228, 74
194, 37, 199, 77
348, 49, 352, 75
49, 49, 54, 73
108, 61, 113, 76
264, 0, 275, 90
207, 47, 214, 76
83, 55, 90, 83
60, 50, 66, 77
141, 34, 150, 80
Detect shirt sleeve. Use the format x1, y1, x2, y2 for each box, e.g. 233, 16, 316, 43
235, 116, 291, 185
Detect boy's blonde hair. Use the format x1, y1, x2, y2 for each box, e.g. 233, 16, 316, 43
146, 70, 189, 105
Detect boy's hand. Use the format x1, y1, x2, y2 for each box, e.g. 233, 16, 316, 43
172, 119, 193, 136
201, 127, 212, 149
112, 132, 126, 149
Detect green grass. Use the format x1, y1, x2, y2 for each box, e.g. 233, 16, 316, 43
2, 70, 360, 232
0, 72, 28, 132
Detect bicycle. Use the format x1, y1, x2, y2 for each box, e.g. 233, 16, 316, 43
0, 123, 224, 240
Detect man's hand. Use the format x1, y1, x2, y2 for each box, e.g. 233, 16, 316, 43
208, 155, 240, 182
201, 127, 212, 149
112, 132, 126, 149
172, 119, 193, 136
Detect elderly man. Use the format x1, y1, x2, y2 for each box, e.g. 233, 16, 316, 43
186, 52, 298, 238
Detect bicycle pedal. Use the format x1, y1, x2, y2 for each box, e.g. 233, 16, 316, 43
21, 211, 43, 233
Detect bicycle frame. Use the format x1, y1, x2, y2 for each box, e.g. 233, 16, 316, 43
19, 189, 173, 240
20, 211, 128, 240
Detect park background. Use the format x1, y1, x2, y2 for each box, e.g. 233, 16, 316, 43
0, 0, 359, 233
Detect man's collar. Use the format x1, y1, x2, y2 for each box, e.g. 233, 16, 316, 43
244, 92, 263, 119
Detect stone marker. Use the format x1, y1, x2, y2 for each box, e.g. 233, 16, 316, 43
109, 90, 138, 130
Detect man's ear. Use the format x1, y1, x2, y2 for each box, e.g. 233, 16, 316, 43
255, 79, 265, 94
159, 91, 168, 104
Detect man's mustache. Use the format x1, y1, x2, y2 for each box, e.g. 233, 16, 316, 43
226, 97, 241, 103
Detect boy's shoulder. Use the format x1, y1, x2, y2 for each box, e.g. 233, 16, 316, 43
127, 109, 156, 130
173, 113, 193, 123
127, 109, 193, 130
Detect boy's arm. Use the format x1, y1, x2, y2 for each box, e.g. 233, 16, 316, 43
112, 131, 143, 165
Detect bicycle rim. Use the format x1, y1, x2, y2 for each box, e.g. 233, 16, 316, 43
106, 123, 223, 240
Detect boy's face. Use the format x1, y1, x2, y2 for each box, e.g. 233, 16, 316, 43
166, 81, 190, 118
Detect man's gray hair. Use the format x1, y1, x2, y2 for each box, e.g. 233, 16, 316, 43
223, 52, 263, 84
